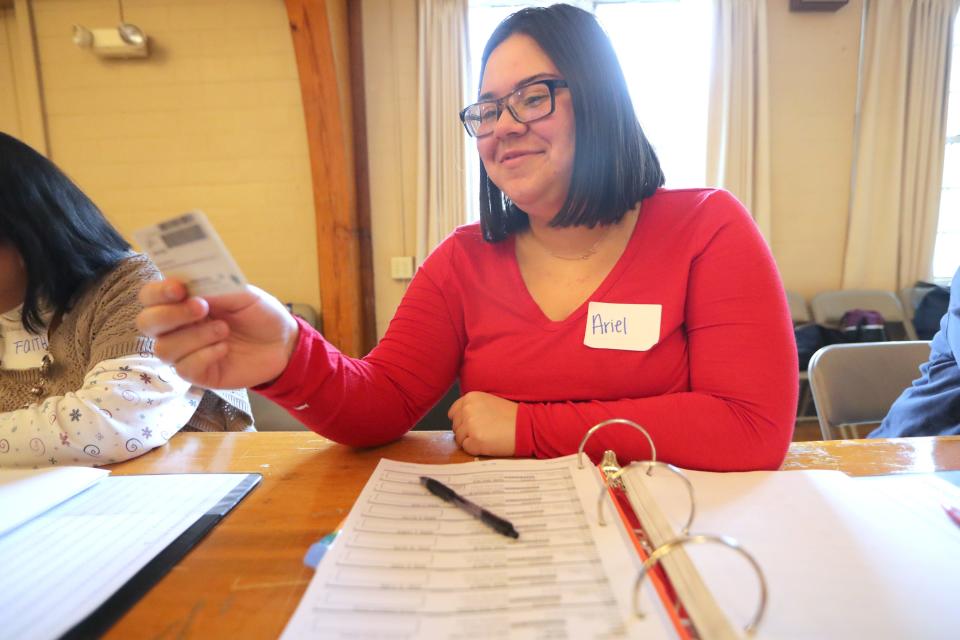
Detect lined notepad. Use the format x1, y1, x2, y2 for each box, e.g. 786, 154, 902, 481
0, 466, 108, 536
0, 473, 254, 640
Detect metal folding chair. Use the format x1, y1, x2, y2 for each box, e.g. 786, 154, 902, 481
807, 341, 931, 439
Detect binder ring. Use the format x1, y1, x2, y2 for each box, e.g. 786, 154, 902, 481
634, 534, 768, 635
596, 461, 695, 535
577, 419, 656, 469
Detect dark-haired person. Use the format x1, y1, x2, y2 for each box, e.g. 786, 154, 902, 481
0, 132, 252, 469
137, 4, 797, 471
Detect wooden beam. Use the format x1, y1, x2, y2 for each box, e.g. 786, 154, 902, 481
347, 0, 377, 353
285, 0, 368, 357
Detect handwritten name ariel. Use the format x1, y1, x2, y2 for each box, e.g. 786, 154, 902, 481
590, 313, 628, 336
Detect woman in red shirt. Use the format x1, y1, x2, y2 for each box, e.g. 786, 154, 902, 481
138, 4, 797, 470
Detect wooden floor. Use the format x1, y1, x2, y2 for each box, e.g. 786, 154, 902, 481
792, 417, 879, 442
793, 418, 823, 441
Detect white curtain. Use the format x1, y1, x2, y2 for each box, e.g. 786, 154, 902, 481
842, 0, 960, 290
415, 0, 468, 264
706, 0, 772, 242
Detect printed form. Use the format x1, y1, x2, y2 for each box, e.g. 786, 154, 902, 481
281, 455, 674, 639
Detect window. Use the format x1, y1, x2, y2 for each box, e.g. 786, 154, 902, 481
931, 11, 960, 281
464, 0, 714, 221
594, 1, 713, 189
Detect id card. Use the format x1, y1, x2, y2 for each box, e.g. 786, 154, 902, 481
133, 210, 247, 297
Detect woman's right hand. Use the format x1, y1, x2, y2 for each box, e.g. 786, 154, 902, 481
137, 280, 300, 390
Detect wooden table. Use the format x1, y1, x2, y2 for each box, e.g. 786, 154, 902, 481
102, 432, 960, 639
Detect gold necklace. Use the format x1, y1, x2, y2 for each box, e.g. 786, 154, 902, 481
528, 225, 613, 261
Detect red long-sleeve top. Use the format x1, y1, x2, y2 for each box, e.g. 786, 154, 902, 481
259, 188, 797, 471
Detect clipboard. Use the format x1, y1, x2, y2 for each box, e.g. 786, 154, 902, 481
0, 472, 261, 640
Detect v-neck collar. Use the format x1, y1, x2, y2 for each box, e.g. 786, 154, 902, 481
505, 203, 647, 331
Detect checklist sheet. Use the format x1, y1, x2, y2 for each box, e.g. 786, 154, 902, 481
281, 456, 674, 639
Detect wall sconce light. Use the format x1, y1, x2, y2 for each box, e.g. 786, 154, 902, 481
73, 24, 150, 58
118, 23, 146, 46
789, 0, 849, 11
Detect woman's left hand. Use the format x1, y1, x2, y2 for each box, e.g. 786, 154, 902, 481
448, 391, 518, 457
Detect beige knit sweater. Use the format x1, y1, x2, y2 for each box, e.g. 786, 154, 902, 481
0, 254, 252, 431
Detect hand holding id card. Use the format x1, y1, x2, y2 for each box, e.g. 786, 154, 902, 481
133, 211, 247, 298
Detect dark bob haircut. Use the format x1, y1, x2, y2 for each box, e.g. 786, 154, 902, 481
0, 132, 130, 333
477, 3, 665, 242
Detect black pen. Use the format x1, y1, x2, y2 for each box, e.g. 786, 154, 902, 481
420, 476, 519, 539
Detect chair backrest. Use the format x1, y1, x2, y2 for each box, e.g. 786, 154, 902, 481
786, 290, 811, 325
412, 380, 461, 431
899, 284, 942, 336
810, 289, 917, 339
808, 341, 931, 439
248, 393, 309, 431
899, 286, 925, 321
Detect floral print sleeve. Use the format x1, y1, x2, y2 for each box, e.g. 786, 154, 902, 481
0, 355, 201, 469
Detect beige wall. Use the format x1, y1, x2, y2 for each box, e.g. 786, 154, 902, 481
3, 0, 320, 311
4, 0, 50, 151
0, 7, 21, 136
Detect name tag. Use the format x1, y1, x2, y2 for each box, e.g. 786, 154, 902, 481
0, 312, 51, 370
583, 302, 661, 351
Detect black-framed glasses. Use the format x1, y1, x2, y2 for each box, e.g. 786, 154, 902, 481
459, 79, 569, 138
